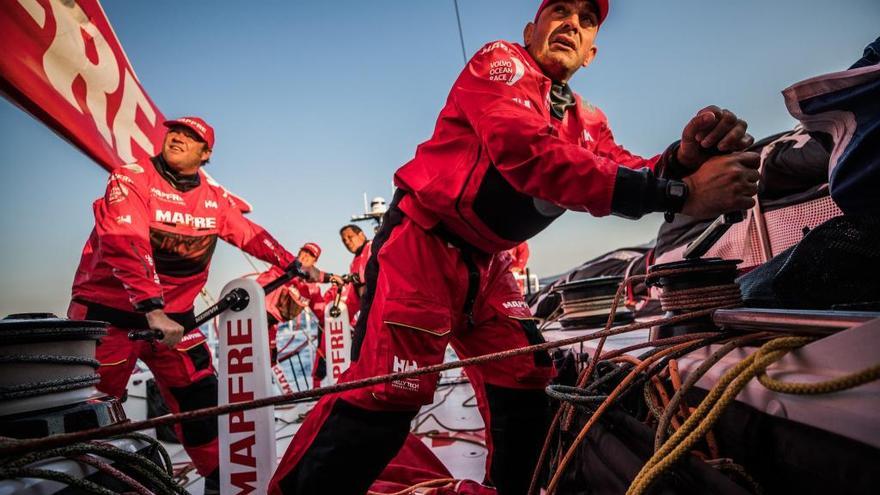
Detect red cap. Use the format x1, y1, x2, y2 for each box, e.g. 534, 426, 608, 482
300, 242, 322, 260
163, 116, 215, 148
534, 0, 609, 26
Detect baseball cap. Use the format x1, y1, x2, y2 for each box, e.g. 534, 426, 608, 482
534, 0, 609, 27
300, 242, 322, 260
163, 116, 215, 148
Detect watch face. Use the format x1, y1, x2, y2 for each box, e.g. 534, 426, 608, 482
669, 182, 686, 198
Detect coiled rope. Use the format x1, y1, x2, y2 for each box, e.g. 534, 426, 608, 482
0, 353, 101, 400
659, 283, 742, 312
0, 433, 184, 495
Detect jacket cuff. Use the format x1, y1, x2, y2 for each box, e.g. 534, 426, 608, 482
610, 167, 667, 219
134, 297, 165, 313
654, 140, 692, 179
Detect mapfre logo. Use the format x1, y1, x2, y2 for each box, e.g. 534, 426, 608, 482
178, 118, 206, 134
479, 41, 510, 55
109, 173, 134, 184
502, 300, 528, 310
204, 200, 218, 209
150, 187, 184, 204
155, 210, 217, 229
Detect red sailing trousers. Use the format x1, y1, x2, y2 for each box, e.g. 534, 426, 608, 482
270, 210, 555, 494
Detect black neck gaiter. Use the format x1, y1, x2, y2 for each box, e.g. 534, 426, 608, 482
151, 155, 201, 192
549, 82, 576, 120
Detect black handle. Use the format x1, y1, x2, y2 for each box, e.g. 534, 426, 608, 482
327, 272, 358, 318
683, 210, 745, 260
128, 260, 308, 341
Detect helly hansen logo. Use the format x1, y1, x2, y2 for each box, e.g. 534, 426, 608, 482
512, 97, 531, 109
155, 209, 217, 229
204, 200, 218, 209
502, 300, 528, 310
391, 357, 420, 392
115, 215, 132, 224
393, 356, 418, 373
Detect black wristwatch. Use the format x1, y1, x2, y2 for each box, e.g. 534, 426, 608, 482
663, 180, 689, 222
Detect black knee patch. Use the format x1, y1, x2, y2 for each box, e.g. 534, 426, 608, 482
485, 384, 551, 495
279, 399, 416, 495
169, 374, 219, 446
184, 342, 212, 371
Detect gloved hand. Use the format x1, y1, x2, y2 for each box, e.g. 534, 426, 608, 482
276, 286, 308, 321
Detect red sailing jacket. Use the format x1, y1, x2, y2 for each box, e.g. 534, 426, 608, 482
346, 240, 372, 317
72, 157, 294, 315
394, 40, 660, 253
258, 269, 327, 327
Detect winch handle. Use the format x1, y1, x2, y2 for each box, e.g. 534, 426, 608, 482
683, 210, 745, 260
128, 260, 309, 341
327, 273, 357, 318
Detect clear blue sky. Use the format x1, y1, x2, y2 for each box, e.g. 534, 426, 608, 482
1, 0, 877, 317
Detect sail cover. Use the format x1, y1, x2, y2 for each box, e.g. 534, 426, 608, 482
0, 0, 252, 211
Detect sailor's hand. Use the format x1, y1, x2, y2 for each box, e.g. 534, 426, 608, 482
329, 274, 345, 286
145, 309, 184, 347
681, 152, 760, 219
678, 106, 754, 167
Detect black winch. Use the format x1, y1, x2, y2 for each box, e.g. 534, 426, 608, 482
646, 258, 742, 340
556, 276, 634, 329
0, 313, 126, 439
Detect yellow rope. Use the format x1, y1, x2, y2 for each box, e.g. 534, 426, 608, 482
758, 363, 880, 394
626, 337, 813, 495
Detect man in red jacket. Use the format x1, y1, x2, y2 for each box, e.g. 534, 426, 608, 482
338, 224, 372, 318
67, 116, 321, 492
259, 242, 332, 365
272, 1, 759, 494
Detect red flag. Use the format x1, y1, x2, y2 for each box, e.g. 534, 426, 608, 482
0, 0, 252, 212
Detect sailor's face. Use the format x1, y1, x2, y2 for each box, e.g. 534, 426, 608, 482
525, 0, 599, 83
340, 228, 365, 254
162, 126, 211, 174
297, 250, 317, 268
